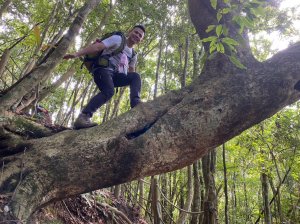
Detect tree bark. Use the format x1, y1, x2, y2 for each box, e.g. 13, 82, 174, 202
1, 0, 300, 222
202, 150, 218, 224
0, 0, 12, 19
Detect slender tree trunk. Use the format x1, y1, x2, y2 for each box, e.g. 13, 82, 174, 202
154, 27, 164, 98
0, 0, 12, 19
223, 144, 229, 224
199, 170, 205, 222
261, 172, 271, 224
169, 171, 178, 222
102, 101, 111, 122
138, 179, 144, 209
110, 87, 125, 118
192, 48, 200, 80
231, 170, 237, 224
151, 176, 162, 224
269, 178, 283, 223
191, 161, 201, 224
85, 0, 118, 45
0, 34, 28, 81
160, 174, 168, 222
114, 185, 121, 198
202, 150, 218, 224
20, 4, 59, 78
242, 166, 249, 222
181, 36, 189, 88
163, 44, 169, 93
177, 165, 194, 224
0, 49, 11, 79
54, 76, 72, 124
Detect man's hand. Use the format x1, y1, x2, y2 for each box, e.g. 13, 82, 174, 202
63, 53, 78, 60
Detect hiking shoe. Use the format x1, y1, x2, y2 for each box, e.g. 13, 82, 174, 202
74, 113, 97, 129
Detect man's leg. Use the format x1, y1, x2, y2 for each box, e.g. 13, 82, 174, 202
113, 72, 141, 108
82, 68, 115, 116
75, 68, 115, 129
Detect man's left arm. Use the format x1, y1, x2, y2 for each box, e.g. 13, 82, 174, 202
128, 66, 135, 72
128, 52, 138, 73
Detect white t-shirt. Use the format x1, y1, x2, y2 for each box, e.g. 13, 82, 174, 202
101, 35, 137, 72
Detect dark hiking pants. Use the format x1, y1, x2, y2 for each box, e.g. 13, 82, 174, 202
82, 68, 141, 117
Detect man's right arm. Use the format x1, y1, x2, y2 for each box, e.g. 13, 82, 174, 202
63, 42, 107, 60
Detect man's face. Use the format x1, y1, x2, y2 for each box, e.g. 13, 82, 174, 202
128, 27, 144, 45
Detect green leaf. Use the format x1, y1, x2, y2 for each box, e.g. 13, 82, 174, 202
216, 42, 225, 53
222, 37, 239, 46
217, 12, 222, 22
209, 40, 217, 54
216, 25, 223, 37
202, 36, 218, 43
229, 56, 246, 69
221, 8, 231, 14
250, 6, 265, 17
210, 0, 217, 9
206, 25, 215, 33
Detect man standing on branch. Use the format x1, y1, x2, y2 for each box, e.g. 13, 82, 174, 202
64, 25, 145, 129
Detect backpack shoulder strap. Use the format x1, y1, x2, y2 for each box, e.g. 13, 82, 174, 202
102, 31, 126, 56
129, 49, 136, 63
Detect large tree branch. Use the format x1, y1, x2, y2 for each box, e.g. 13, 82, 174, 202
1, 43, 300, 221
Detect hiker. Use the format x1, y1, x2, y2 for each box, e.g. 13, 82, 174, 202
63, 25, 145, 129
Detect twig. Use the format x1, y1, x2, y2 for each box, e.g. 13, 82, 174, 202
157, 184, 203, 215
0, 220, 22, 223
99, 202, 132, 224
62, 200, 77, 224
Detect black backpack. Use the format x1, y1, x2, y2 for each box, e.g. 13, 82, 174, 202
82, 31, 135, 72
